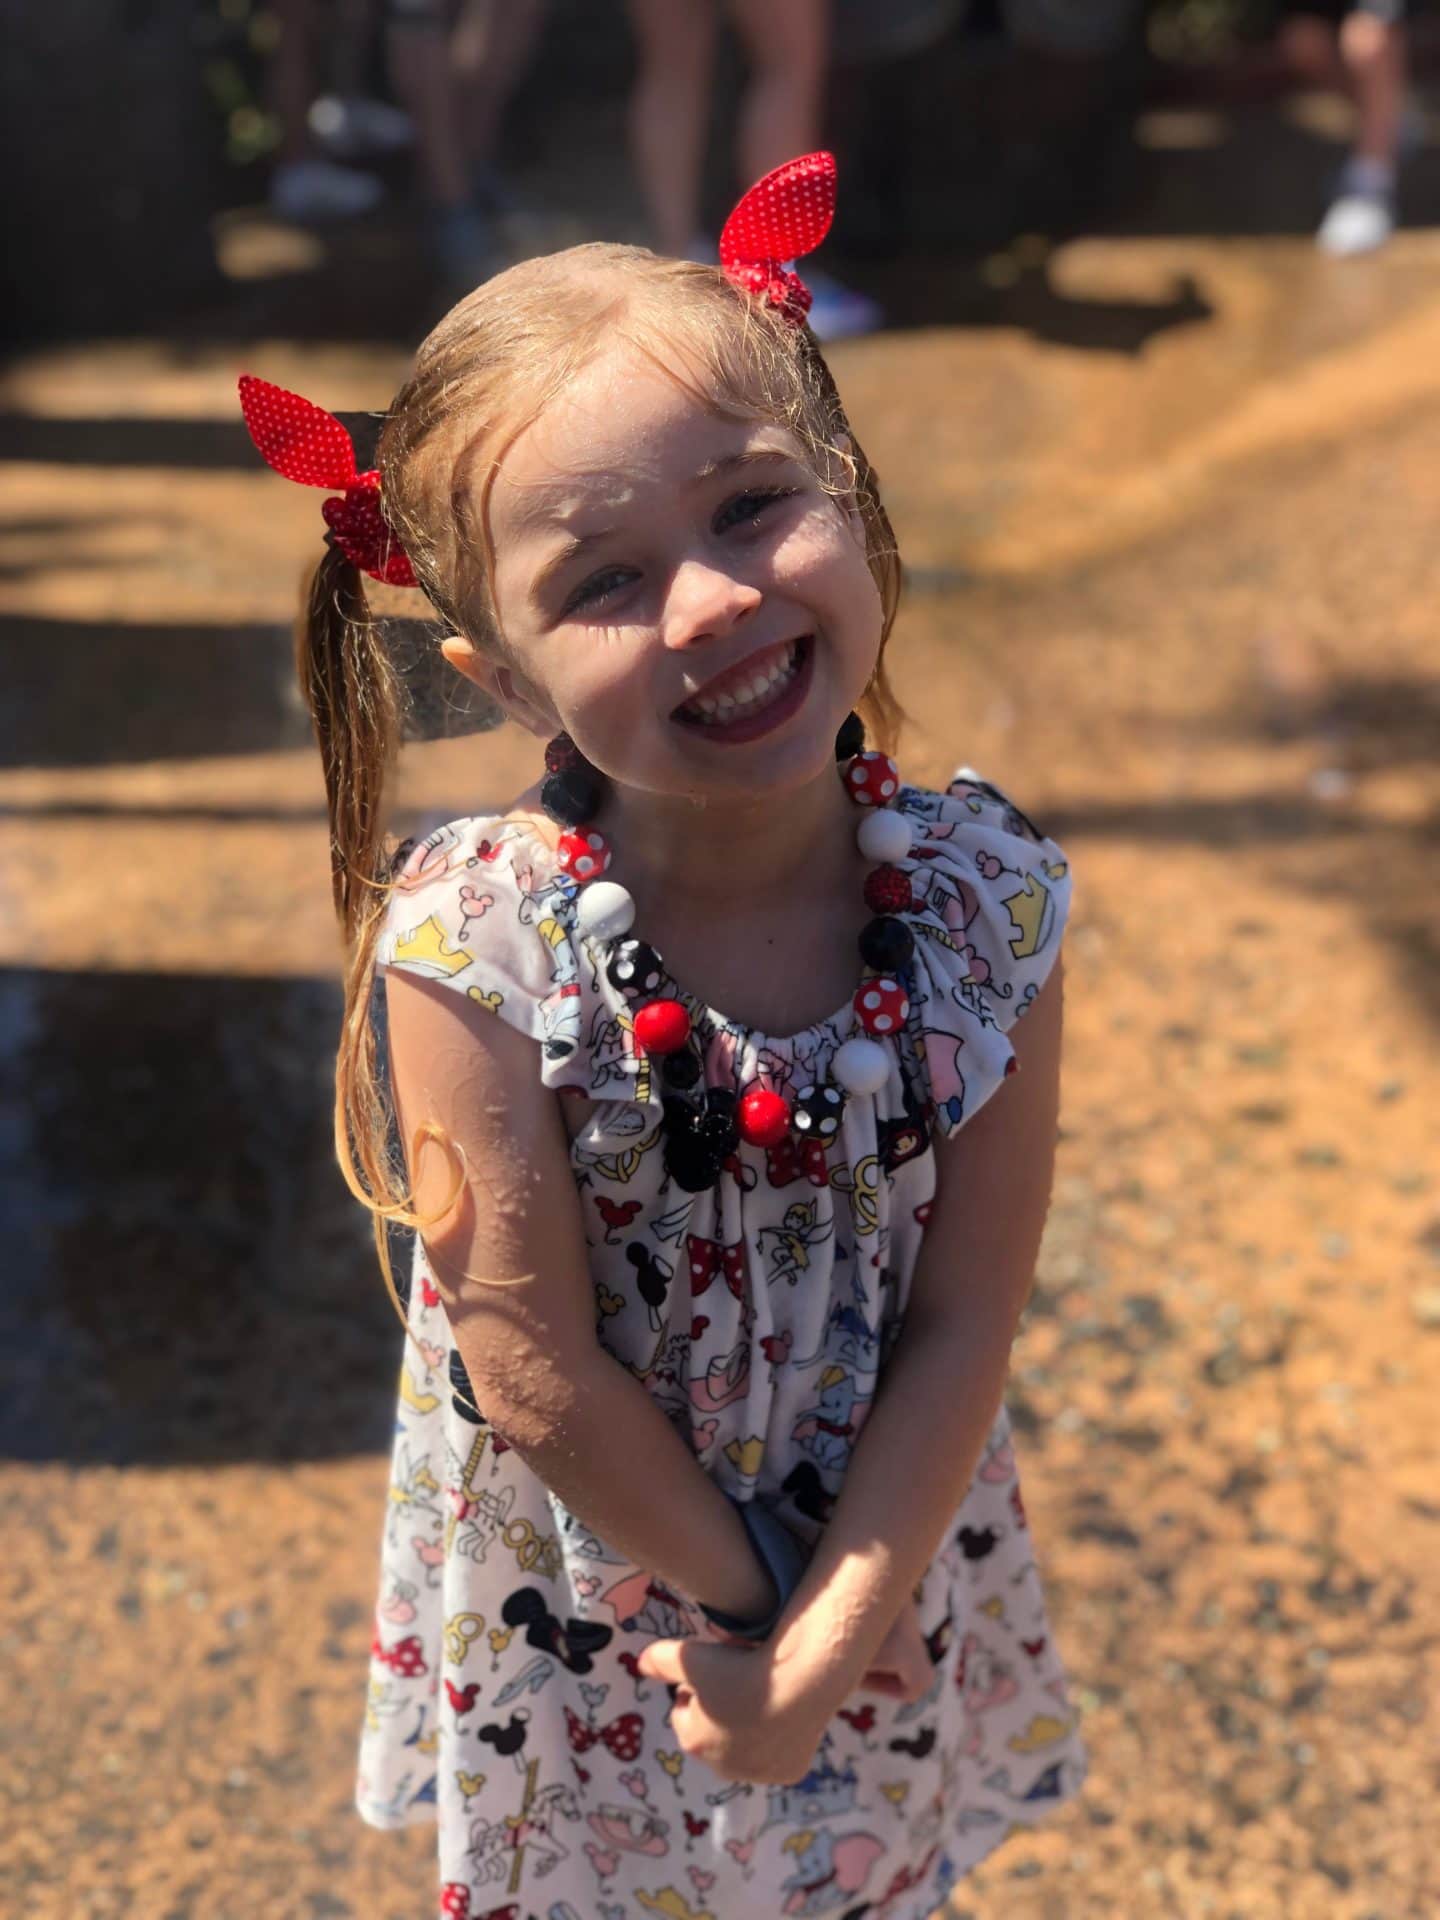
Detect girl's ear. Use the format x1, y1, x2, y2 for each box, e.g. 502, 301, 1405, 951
440, 634, 558, 738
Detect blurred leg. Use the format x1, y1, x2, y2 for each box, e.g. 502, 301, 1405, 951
726, 0, 827, 183
1340, 9, 1407, 165
625, 0, 718, 257
1315, 8, 1408, 250
453, 0, 548, 172
388, 0, 470, 205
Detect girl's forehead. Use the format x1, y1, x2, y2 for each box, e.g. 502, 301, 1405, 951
490, 347, 803, 523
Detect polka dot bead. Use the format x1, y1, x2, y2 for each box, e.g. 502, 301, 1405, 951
853, 976, 909, 1035
845, 751, 900, 807
557, 829, 612, 883
793, 1082, 846, 1140
606, 938, 665, 998
856, 808, 913, 863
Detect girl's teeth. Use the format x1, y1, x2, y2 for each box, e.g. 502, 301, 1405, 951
680, 641, 802, 724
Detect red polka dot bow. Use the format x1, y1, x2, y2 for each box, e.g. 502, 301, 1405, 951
718, 149, 837, 326
237, 373, 418, 587
563, 1703, 645, 1763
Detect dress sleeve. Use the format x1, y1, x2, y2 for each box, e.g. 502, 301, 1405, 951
376, 815, 652, 1104
900, 768, 1073, 1138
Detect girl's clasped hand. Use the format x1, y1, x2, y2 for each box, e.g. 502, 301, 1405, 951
635, 1598, 935, 1785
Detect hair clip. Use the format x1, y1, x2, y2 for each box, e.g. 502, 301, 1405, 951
237, 374, 418, 587
718, 149, 837, 327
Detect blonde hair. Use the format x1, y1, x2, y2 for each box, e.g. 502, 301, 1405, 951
295, 243, 907, 1340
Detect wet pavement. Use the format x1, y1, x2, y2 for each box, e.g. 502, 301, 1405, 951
3, 90, 1439, 1920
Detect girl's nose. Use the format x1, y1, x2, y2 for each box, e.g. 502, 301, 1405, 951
661, 559, 762, 651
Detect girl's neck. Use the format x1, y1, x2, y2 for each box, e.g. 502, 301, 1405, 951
599, 758, 861, 916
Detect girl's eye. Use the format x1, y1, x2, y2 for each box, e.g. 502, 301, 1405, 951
714, 486, 796, 533
563, 566, 638, 614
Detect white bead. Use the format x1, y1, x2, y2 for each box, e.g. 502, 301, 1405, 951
575, 880, 635, 942
832, 1035, 891, 1096
856, 808, 912, 863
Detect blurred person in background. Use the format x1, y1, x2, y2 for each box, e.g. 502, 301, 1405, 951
625, 0, 883, 338
1275, 0, 1416, 253
269, 0, 396, 218
385, 0, 548, 288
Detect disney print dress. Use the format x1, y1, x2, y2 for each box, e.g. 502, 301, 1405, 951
356, 769, 1087, 1920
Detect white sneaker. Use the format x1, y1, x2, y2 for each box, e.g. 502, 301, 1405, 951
269, 157, 384, 221
1316, 190, 1395, 256
803, 269, 884, 342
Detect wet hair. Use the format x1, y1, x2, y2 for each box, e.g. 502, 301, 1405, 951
294, 242, 906, 1327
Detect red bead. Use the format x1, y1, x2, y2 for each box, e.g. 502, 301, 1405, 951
853, 976, 909, 1035
557, 829, 612, 883
863, 864, 912, 914
544, 733, 584, 773
633, 998, 691, 1054
844, 750, 900, 808
736, 1085, 791, 1147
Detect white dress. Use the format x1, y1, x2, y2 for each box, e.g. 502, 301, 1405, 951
356, 769, 1086, 1920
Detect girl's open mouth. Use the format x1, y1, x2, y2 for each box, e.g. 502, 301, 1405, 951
670, 635, 813, 746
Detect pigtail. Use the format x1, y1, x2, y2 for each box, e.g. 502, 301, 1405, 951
296, 544, 403, 932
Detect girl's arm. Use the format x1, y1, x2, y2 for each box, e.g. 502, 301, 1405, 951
383, 966, 779, 1626
763, 953, 1066, 1716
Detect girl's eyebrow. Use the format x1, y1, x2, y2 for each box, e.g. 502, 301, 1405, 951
526, 446, 800, 600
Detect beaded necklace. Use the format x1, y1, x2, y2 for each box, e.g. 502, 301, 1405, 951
539, 714, 917, 1194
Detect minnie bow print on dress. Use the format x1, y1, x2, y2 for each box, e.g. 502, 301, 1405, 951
718, 149, 837, 326
237, 373, 418, 587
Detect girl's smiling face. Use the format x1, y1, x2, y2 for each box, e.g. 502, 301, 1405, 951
468, 344, 884, 803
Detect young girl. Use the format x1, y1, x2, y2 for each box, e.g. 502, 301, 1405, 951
241, 152, 1084, 1919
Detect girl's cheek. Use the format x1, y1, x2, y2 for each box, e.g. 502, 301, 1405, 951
770, 514, 866, 595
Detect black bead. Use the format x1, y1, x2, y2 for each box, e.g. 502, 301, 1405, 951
540, 766, 605, 827
793, 1081, 846, 1140
697, 1089, 739, 1158
661, 1091, 702, 1131
606, 938, 665, 998
859, 914, 915, 973
834, 711, 866, 761
663, 1133, 724, 1193
660, 1046, 703, 1089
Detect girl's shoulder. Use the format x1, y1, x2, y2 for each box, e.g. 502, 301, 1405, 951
376, 797, 643, 1098
896, 767, 1073, 1138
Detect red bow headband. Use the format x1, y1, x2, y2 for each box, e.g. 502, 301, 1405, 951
718, 147, 836, 324
238, 150, 837, 585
